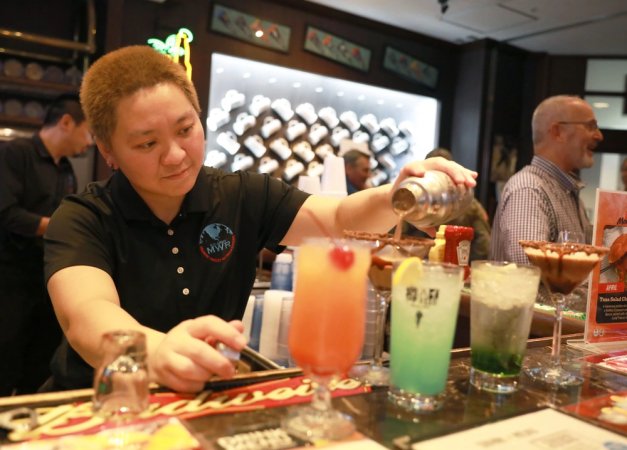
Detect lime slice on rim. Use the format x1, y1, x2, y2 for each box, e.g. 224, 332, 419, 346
392, 257, 423, 286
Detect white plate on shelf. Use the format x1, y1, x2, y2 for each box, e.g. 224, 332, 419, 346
25, 62, 44, 81
3, 58, 24, 78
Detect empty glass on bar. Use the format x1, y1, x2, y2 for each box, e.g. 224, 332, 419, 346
93, 330, 150, 421
469, 261, 541, 393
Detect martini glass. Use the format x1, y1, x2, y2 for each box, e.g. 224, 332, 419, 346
519, 240, 609, 386
344, 231, 433, 385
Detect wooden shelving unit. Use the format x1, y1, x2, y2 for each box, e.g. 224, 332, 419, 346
0, 68, 80, 130
0, 75, 78, 98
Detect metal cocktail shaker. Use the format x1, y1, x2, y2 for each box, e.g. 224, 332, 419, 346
391, 171, 473, 228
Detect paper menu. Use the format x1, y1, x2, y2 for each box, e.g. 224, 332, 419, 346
585, 189, 627, 343
410, 408, 627, 449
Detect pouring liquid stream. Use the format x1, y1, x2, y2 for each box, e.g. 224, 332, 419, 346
393, 214, 405, 242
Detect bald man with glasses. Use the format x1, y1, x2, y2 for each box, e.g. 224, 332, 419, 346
490, 95, 603, 265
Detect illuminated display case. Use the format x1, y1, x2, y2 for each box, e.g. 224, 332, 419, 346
205, 53, 440, 186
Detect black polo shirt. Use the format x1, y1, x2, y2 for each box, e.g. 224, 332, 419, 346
0, 134, 76, 255
44, 167, 309, 389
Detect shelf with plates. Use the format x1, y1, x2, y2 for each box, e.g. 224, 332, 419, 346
0, 0, 94, 138
0, 113, 42, 128
0, 57, 82, 130
0, 75, 78, 98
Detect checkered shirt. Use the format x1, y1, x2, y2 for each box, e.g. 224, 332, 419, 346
490, 156, 592, 264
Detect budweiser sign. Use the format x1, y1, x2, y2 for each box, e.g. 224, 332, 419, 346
8, 376, 369, 442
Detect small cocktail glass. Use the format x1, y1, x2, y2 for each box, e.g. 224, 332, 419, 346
93, 330, 149, 422
282, 237, 370, 441
520, 240, 609, 386
344, 231, 433, 386
469, 261, 541, 393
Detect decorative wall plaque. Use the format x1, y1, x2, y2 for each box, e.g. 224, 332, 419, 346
210, 3, 291, 53
304, 26, 370, 72
383, 46, 438, 89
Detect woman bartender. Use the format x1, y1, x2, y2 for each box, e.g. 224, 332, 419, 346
43, 46, 476, 393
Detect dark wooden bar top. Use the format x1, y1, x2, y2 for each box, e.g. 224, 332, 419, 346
188, 336, 627, 448
1, 334, 626, 449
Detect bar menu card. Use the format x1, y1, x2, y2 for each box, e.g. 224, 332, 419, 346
410, 408, 627, 449
585, 189, 627, 343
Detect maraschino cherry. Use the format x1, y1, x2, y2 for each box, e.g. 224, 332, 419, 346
304, 209, 355, 271
330, 245, 354, 270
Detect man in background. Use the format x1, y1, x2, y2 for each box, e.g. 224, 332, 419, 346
0, 93, 93, 395
343, 148, 372, 194
490, 95, 603, 265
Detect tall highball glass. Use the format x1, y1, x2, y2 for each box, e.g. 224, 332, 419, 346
469, 261, 541, 393
388, 260, 464, 412
344, 231, 433, 386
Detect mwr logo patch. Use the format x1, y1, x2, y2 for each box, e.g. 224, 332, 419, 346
199, 223, 235, 262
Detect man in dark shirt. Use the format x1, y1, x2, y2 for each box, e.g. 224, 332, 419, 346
343, 149, 371, 194
0, 94, 93, 395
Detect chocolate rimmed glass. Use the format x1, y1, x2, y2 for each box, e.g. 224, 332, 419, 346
519, 240, 609, 386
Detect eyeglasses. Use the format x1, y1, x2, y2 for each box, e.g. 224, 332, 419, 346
557, 120, 599, 131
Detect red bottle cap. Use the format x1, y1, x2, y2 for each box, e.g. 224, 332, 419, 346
443, 225, 474, 280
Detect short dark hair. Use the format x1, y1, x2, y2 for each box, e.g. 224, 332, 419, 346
425, 147, 453, 161
43, 93, 86, 127
343, 149, 369, 166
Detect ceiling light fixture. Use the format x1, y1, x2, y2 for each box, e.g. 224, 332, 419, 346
438, 0, 449, 14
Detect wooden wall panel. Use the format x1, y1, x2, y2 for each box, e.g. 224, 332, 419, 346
110, 0, 459, 144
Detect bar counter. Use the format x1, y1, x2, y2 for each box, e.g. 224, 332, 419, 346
1, 334, 626, 448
